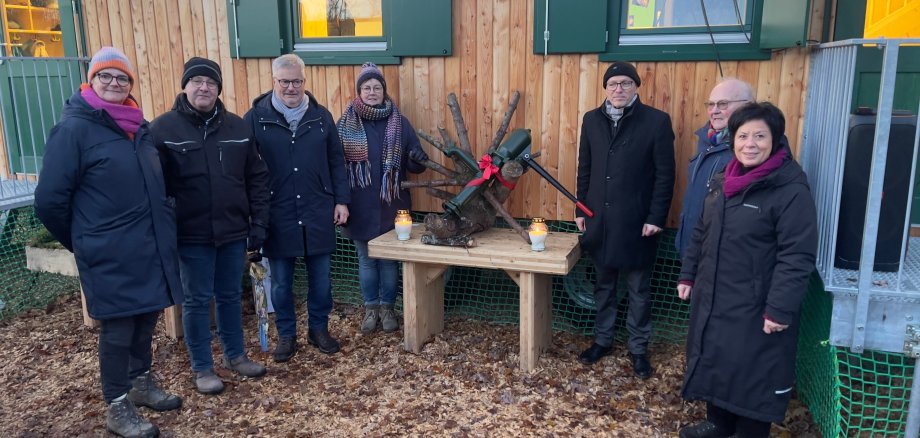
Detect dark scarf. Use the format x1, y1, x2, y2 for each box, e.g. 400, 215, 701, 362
723, 147, 787, 198
337, 97, 404, 203
80, 84, 144, 139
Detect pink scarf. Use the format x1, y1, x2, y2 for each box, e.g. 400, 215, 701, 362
80, 84, 144, 139
723, 148, 787, 198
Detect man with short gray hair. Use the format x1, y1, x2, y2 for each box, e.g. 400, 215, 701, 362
245, 54, 350, 362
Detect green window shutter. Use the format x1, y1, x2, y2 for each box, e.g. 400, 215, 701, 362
533, 0, 607, 54
227, 0, 283, 58
387, 0, 452, 57
58, 0, 80, 57
759, 0, 811, 49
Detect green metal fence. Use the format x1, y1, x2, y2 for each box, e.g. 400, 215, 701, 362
1, 206, 915, 436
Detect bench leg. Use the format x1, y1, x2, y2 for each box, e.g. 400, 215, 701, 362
519, 272, 552, 371
402, 262, 445, 353
80, 287, 99, 328
163, 305, 183, 339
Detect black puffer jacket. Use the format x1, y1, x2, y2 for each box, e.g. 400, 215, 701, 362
679, 153, 818, 423
151, 94, 270, 246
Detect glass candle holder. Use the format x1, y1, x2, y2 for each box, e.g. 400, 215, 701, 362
528, 217, 548, 251
394, 210, 412, 241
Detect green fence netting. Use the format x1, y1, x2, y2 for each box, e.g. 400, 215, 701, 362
2, 206, 916, 435
0, 207, 80, 320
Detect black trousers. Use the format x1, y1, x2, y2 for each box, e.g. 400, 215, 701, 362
592, 267, 652, 354
98, 311, 160, 403
707, 403, 772, 438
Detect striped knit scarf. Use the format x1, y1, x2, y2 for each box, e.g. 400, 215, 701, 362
706, 122, 729, 146
337, 97, 403, 203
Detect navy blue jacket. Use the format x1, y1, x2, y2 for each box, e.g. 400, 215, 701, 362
675, 124, 732, 258
245, 91, 351, 258
339, 115, 426, 242
35, 91, 183, 319
150, 94, 270, 246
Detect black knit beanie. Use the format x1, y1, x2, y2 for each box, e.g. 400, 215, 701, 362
181, 57, 223, 94
602, 61, 641, 88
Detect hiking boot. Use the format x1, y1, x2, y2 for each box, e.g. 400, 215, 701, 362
106, 397, 160, 438
223, 354, 267, 378
678, 420, 732, 438
273, 336, 298, 363
194, 369, 224, 395
308, 329, 341, 354
379, 304, 399, 333
360, 304, 379, 333
127, 372, 182, 411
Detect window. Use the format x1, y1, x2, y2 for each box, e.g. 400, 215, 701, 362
295, 0, 387, 54
228, 0, 452, 65
619, 0, 752, 47
298, 0, 383, 38
533, 0, 810, 61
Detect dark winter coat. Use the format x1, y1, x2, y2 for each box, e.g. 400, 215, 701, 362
35, 91, 183, 319
245, 91, 350, 258
675, 124, 732, 258
679, 154, 818, 423
576, 97, 675, 269
150, 94, 270, 246
339, 115, 426, 242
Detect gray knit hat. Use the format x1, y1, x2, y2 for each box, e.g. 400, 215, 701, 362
88, 47, 135, 84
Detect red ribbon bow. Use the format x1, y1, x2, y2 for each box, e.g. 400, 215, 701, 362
465, 154, 516, 190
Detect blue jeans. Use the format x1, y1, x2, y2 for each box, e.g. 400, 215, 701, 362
353, 240, 398, 306
269, 254, 332, 338
178, 239, 246, 372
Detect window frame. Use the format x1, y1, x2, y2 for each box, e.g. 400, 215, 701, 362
601, 0, 771, 62
285, 0, 396, 65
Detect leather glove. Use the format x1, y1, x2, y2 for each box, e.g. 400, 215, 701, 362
408, 148, 429, 163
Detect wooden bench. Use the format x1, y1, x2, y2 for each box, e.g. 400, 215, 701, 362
24, 246, 183, 338
369, 226, 581, 371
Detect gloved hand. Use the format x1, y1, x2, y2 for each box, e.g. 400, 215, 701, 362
408, 148, 429, 163
247, 225, 266, 253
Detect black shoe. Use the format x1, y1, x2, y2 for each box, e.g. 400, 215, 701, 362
631, 353, 653, 379
578, 343, 612, 365
308, 330, 341, 354
678, 420, 732, 438
273, 336, 298, 363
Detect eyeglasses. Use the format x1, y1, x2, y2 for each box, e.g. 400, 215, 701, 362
95, 72, 131, 87
704, 99, 748, 110
189, 78, 219, 90
276, 78, 304, 88
360, 85, 383, 93
605, 80, 635, 91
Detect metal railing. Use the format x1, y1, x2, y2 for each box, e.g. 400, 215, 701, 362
800, 38, 920, 438
0, 56, 88, 210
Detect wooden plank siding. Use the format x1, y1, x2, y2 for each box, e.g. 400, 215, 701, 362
69, 0, 821, 226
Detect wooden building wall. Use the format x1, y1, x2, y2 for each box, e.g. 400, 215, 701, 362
80, 0, 826, 227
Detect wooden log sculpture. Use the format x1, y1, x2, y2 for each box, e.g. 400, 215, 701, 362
400, 91, 538, 247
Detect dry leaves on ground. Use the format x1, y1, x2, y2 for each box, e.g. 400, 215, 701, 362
0, 292, 819, 437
